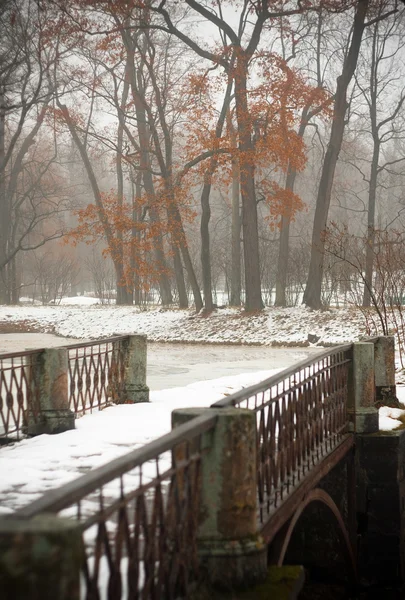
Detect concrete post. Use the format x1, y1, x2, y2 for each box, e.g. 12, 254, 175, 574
347, 342, 378, 434
356, 431, 405, 586
172, 407, 267, 590
374, 336, 398, 407
27, 348, 75, 436
121, 335, 149, 403
0, 515, 82, 600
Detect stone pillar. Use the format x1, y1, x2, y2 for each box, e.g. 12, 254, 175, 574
354, 337, 404, 587
356, 431, 405, 586
121, 335, 149, 403
347, 342, 377, 434
374, 336, 398, 407
0, 515, 82, 600
172, 407, 267, 590
27, 348, 75, 436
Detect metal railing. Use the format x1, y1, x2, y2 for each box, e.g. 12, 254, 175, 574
211, 345, 352, 527
6, 341, 380, 598
68, 336, 127, 416
0, 349, 43, 441
14, 413, 217, 600
0, 336, 129, 440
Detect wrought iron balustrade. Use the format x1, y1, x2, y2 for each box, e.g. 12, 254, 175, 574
68, 336, 127, 416
15, 413, 217, 600
0, 336, 129, 440
0, 349, 42, 440
211, 345, 352, 526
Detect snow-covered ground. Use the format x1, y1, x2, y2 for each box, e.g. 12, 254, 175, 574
1, 299, 404, 516
1, 368, 404, 515
0, 369, 280, 514
0, 301, 367, 345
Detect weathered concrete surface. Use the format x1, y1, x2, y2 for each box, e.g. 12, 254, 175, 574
27, 348, 75, 435
28, 409, 75, 436
191, 565, 305, 599
347, 342, 378, 433
172, 407, 267, 589
0, 515, 82, 600
374, 336, 399, 407
356, 430, 405, 586
121, 335, 149, 403
374, 336, 396, 388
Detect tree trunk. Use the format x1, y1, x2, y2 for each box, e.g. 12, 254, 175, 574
230, 164, 241, 307
115, 76, 132, 306
149, 208, 173, 306
363, 21, 381, 308
275, 104, 312, 307
303, 0, 369, 309
363, 140, 379, 307
275, 167, 299, 307
200, 180, 214, 312
199, 74, 233, 312
114, 260, 132, 305
168, 201, 202, 311
227, 111, 242, 307
58, 99, 126, 310
0, 88, 7, 304
172, 243, 188, 308
234, 61, 263, 311
125, 43, 175, 307
275, 215, 291, 308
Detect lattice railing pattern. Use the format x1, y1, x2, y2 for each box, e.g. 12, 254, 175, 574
68, 337, 127, 416
0, 350, 42, 440
212, 346, 352, 525
15, 414, 217, 600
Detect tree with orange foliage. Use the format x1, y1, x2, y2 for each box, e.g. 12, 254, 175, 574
150, 0, 337, 311
179, 48, 328, 311
52, 4, 207, 307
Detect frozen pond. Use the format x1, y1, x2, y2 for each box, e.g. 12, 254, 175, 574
0, 333, 323, 391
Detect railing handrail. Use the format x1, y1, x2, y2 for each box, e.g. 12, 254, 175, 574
211, 342, 353, 408
12, 412, 217, 520
65, 335, 129, 351
0, 335, 130, 362
0, 335, 380, 364
0, 348, 46, 360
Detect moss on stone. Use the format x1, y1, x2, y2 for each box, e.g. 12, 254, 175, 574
190, 565, 305, 600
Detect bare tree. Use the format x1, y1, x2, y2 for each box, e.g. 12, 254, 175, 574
31, 247, 79, 305
303, 0, 401, 309
0, 0, 73, 304
354, 12, 405, 306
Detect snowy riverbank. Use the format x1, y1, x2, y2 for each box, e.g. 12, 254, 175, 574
1, 300, 405, 513
0, 302, 368, 346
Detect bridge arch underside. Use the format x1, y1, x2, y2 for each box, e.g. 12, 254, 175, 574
266, 454, 357, 586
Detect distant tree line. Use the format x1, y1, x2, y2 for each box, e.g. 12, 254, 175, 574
1, 0, 405, 312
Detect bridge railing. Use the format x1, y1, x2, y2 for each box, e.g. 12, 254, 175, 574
0, 349, 43, 441
211, 345, 353, 526
0, 335, 148, 440
67, 336, 127, 416
1, 336, 397, 598
12, 412, 217, 599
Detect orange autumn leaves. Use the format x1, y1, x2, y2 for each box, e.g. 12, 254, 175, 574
179, 50, 331, 221
68, 191, 168, 290
68, 49, 331, 289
